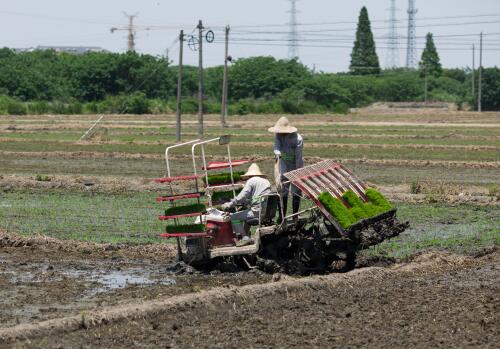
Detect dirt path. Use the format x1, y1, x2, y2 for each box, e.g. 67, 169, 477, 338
3, 136, 499, 151
1, 249, 497, 348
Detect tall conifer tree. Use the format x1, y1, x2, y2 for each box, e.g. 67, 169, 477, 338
419, 33, 442, 77
350, 7, 380, 75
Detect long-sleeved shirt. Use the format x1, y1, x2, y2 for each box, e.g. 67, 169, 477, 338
229, 176, 271, 212
273, 132, 304, 174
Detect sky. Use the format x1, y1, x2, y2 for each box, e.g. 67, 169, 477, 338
1, 0, 499, 72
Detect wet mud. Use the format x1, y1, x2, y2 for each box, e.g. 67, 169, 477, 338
1, 249, 497, 348
0, 232, 271, 328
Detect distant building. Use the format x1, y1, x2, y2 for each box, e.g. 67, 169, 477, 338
13, 46, 109, 54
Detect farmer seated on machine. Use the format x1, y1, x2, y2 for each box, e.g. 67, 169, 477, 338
221, 163, 271, 247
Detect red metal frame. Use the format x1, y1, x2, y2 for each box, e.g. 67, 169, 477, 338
284, 160, 367, 203
158, 212, 205, 220
202, 159, 249, 170
156, 193, 201, 202
154, 175, 199, 183
283, 160, 370, 235
160, 232, 210, 238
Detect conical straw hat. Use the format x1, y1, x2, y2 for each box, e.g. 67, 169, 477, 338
241, 163, 266, 178
268, 116, 298, 133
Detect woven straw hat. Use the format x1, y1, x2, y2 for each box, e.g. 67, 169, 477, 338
268, 116, 298, 133
241, 163, 266, 178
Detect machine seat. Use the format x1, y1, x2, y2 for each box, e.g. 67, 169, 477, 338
247, 193, 279, 227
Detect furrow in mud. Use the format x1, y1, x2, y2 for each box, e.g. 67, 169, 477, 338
2, 150, 499, 169
1, 250, 497, 348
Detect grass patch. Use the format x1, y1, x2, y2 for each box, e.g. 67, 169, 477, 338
0, 189, 168, 244
362, 203, 500, 259
487, 184, 500, 199
35, 174, 51, 182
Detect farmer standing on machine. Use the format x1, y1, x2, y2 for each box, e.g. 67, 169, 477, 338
221, 163, 271, 246
268, 117, 304, 219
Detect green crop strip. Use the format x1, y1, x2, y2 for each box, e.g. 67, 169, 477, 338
318, 192, 356, 228
319, 189, 393, 228
164, 203, 206, 216
211, 189, 242, 203
365, 188, 393, 211
165, 224, 205, 234
202, 172, 245, 186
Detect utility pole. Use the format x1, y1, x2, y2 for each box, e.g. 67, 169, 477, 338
424, 66, 428, 103
221, 25, 230, 128
478, 32, 483, 112
472, 44, 475, 100
176, 30, 184, 142
197, 20, 204, 137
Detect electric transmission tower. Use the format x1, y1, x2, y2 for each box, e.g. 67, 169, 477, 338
287, 0, 299, 59
406, 0, 418, 69
110, 12, 138, 52
386, 0, 400, 69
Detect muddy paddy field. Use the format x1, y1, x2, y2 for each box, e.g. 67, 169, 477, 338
0, 233, 498, 348
0, 111, 499, 347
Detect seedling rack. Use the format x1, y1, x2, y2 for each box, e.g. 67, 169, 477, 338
190, 136, 248, 207
283, 159, 368, 235
154, 136, 249, 249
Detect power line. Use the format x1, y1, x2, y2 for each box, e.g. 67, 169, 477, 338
211, 40, 500, 51
220, 36, 500, 47
230, 13, 500, 29
230, 19, 500, 36
287, 0, 300, 59
386, 0, 400, 69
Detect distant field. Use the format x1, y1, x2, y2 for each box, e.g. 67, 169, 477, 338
1, 111, 499, 251
1, 112, 499, 179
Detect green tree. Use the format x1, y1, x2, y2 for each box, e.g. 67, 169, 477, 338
419, 33, 442, 77
481, 67, 500, 110
229, 56, 310, 99
299, 74, 351, 107
349, 7, 380, 75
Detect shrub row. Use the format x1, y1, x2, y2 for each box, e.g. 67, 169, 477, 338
1, 49, 498, 112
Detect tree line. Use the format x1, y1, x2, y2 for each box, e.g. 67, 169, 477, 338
0, 7, 498, 115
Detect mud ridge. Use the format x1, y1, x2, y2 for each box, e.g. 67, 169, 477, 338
1, 150, 499, 169
0, 231, 176, 261
2, 137, 499, 152
0, 250, 488, 344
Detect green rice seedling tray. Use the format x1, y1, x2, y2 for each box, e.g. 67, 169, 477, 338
202, 172, 245, 186
164, 203, 206, 217
319, 189, 393, 228
165, 224, 206, 234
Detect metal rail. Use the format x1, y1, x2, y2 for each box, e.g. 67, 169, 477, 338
191, 136, 236, 207
165, 139, 201, 178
